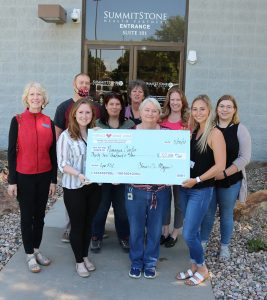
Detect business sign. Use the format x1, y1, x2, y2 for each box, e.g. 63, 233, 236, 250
86, 0, 186, 42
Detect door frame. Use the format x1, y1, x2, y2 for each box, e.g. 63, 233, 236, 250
83, 40, 185, 89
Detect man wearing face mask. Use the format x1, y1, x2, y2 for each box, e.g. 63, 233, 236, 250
54, 73, 100, 242
54, 73, 100, 140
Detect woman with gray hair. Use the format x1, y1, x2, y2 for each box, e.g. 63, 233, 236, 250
125, 98, 171, 279
7, 82, 57, 273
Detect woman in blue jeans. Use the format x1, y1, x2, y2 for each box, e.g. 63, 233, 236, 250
201, 95, 251, 260
125, 98, 171, 279
176, 95, 226, 286
91, 92, 135, 253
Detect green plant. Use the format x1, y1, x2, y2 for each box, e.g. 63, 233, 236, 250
247, 238, 267, 253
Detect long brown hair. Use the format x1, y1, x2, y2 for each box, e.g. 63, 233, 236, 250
68, 98, 96, 140
161, 86, 189, 125
215, 95, 240, 125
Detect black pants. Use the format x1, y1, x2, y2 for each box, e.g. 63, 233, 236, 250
17, 171, 51, 254
63, 184, 101, 263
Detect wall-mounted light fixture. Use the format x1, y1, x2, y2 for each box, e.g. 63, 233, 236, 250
38, 4, 66, 24
187, 50, 197, 64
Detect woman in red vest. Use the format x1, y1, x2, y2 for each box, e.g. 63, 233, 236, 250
7, 82, 57, 273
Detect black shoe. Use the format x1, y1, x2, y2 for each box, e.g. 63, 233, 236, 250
119, 239, 130, 252
165, 237, 177, 248
90, 239, 102, 253
160, 235, 171, 245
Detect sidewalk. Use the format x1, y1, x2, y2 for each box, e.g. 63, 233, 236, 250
0, 198, 214, 300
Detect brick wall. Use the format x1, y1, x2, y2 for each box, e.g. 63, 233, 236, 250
0, 0, 82, 148
185, 0, 267, 160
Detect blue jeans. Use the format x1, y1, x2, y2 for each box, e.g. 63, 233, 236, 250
91, 184, 129, 240
201, 180, 241, 246
179, 186, 213, 266
125, 185, 171, 270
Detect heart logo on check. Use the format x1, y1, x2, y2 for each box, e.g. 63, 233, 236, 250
106, 134, 112, 138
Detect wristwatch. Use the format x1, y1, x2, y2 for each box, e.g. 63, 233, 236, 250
196, 176, 201, 183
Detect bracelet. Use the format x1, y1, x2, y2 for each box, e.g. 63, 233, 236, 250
223, 170, 228, 178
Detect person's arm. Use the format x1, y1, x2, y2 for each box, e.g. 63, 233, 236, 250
55, 126, 63, 141
54, 104, 66, 140
216, 123, 251, 180
7, 117, 18, 197
57, 133, 86, 184
182, 128, 226, 188
49, 120, 58, 185
232, 123, 251, 170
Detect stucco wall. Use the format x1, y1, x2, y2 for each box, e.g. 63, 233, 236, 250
0, 0, 82, 148
185, 0, 267, 160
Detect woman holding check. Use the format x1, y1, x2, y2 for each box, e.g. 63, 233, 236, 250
176, 95, 226, 286
57, 98, 101, 278
125, 97, 171, 279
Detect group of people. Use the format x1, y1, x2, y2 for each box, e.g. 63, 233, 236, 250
7, 73, 251, 286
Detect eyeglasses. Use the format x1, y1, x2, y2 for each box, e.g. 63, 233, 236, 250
218, 104, 234, 110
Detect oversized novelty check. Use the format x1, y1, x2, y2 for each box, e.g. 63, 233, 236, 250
86, 129, 190, 185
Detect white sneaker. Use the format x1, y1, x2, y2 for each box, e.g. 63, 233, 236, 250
219, 245, 230, 261
76, 263, 90, 278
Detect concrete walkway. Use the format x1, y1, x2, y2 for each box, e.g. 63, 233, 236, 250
0, 199, 214, 300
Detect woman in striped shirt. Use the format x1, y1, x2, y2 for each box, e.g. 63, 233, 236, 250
57, 98, 101, 278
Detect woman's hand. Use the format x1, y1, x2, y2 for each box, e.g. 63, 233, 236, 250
8, 184, 17, 197
78, 174, 91, 185
215, 171, 225, 181
181, 178, 197, 188
49, 183, 56, 197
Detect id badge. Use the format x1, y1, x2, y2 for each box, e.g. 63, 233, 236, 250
127, 187, 133, 200
190, 160, 195, 169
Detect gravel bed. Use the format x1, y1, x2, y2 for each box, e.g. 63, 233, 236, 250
0, 162, 266, 299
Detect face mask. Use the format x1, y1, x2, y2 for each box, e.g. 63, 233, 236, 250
77, 88, 89, 97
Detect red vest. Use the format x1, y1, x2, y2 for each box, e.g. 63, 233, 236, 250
16, 109, 53, 174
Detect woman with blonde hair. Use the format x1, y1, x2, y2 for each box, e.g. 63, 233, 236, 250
201, 95, 251, 260
176, 95, 226, 286
160, 86, 189, 247
8, 82, 57, 273
57, 98, 101, 278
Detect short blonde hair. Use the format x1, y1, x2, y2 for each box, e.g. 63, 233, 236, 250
22, 82, 49, 109
139, 97, 162, 115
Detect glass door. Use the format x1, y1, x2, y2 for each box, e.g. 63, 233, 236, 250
134, 45, 183, 105
84, 43, 183, 105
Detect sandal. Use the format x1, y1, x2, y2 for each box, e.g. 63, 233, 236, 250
176, 269, 194, 280
35, 251, 51, 266
184, 272, 209, 286
27, 254, 41, 273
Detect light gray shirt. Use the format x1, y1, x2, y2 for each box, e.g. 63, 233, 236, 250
57, 130, 87, 189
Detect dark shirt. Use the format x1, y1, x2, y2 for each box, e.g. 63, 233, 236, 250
190, 131, 215, 188
216, 124, 243, 188
54, 98, 101, 130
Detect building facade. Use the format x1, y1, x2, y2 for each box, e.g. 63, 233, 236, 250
0, 0, 266, 160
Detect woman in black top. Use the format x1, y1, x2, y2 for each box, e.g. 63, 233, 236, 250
176, 95, 226, 286
201, 95, 251, 260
